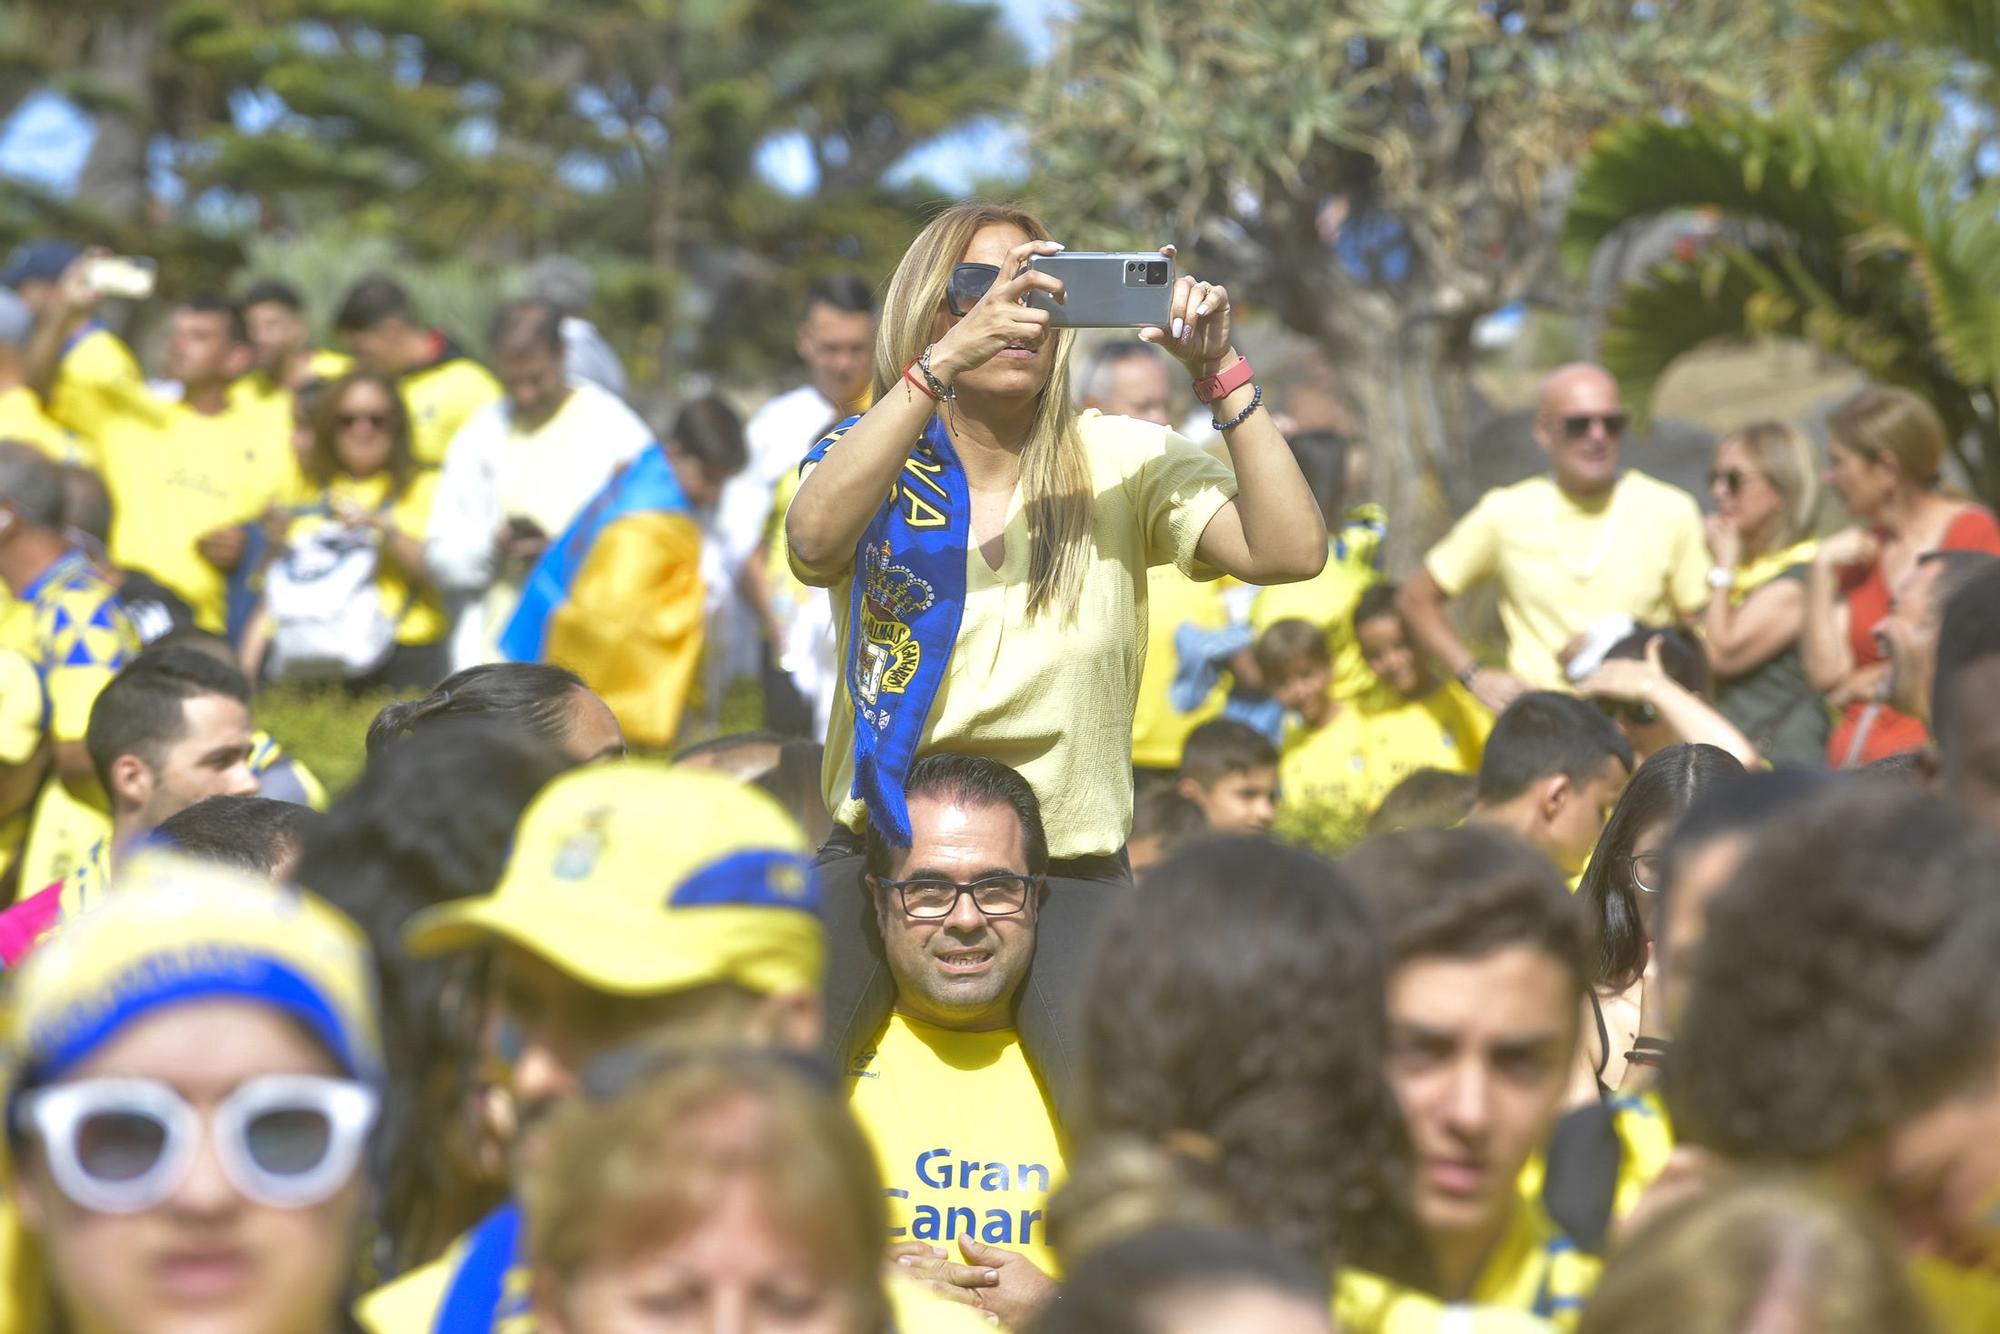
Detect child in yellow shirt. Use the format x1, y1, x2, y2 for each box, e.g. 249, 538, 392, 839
1261, 585, 1493, 830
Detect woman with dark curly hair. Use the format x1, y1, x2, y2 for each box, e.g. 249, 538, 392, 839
1060, 837, 1433, 1327
1574, 743, 1743, 1098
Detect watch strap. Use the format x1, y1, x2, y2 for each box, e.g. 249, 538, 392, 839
1191, 355, 1254, 405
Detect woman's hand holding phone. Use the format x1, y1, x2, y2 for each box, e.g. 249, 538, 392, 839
1141, 244, 1236, 378
930, 239, 1067, 385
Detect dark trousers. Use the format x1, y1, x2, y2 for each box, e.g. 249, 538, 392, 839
814, 828, 1131, 1125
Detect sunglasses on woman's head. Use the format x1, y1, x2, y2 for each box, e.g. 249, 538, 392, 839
14, 1074, 379, 1214
946, 263, 1002, 318
1561, 413, 1627, 440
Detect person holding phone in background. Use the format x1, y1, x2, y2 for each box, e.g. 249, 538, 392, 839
786, 201, 1327, 1153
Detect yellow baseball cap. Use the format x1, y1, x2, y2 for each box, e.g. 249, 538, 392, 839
3, 852, 384, 1089
403, 761, 823, 998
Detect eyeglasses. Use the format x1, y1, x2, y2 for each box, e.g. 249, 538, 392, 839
872, 872, 1038, 919
1622, 853, 1665, 894
14, 1075, 379, 1214
337, 412, 390, 430
1708, 467, 1757, 496
1561, 413, 1628, 440
946, 263, 1002, 318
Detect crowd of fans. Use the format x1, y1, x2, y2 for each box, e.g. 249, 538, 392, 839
2, 197, 2000, 1334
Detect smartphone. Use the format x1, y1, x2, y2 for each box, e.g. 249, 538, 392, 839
1025, 252, 1174, 328
83, 255, 157, 301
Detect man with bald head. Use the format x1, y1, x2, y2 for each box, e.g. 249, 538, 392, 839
1399, 363, 1708, 709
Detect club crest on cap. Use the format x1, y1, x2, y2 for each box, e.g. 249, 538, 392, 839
552, 806, 613, 881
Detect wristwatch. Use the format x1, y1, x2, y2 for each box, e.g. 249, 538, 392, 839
1707, 566, 1735, 591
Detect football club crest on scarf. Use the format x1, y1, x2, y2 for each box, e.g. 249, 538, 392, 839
801, 414, 969, 846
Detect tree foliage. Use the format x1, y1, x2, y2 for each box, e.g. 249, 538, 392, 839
0, 0, 1026, 388
1030, 0, 1786, 554
1567, 0, 2000, 499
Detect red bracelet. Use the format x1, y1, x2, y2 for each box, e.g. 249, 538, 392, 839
903, 363, 938, 401
1191, 354, 1254, 405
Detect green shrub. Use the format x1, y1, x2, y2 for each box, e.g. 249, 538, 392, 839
256, 686, 402, 800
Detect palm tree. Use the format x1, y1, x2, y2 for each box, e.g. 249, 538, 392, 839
1565, 0, 2000, 501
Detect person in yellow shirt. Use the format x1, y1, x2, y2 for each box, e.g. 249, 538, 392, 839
1345, 827, 1605, 1328
849, 754, 1067, 1329
27, 292, 301, 633
5, 239, 155, 466
242, 369, 448, 690
1400, 363, 1709, 711
358, 762, 829, 1334
336, 275, 502, 470
1464, 694, 1632, 882
0, 287, 80, 465
230, 277, 352, 425
1264, 585, 1493, 831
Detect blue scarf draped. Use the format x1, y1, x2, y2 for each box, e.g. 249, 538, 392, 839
499, 443, 688, 663
802, 414, 968, 846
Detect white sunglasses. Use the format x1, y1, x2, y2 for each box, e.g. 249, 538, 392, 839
15, 1074, 379, 1214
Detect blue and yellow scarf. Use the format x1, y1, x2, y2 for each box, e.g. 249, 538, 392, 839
801, 414, 969, 846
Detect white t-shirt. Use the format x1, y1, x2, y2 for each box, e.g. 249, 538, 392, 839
426, 381, 653, 669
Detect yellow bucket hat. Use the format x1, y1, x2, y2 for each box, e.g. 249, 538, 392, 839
3, 852, 383, 1090
403, 761, 822, 998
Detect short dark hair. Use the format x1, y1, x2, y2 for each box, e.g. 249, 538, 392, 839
1579, 744, 1744, 989
1605, 626, 1710, 698
1932, 561, 2000, 745
668, 396, 747, 479
335, 275, 414, 333
489, 298, 564, 358
1476, 692, 1633, 806
1253, 618, 1330, 684
180, 292, 249, 345
154, 796, 316, 876
1669, 784, 2000, 1166
804, 272, 875, 318
0, 441, 66, 528
86, 647, 254, 789
1130, 786, 1205, 850
61, 464, 111, 544
1178, 719, 1277, 788
864, 753, 1048, 878
240, 278, 305, 314
366, 662, 592, 756
1030, 1224, 1328, 1334
1659, 768, 1828, 922
1344, 825, 1590, 1000
1352, 581, 1401, 637
1366, 768, 1477, 836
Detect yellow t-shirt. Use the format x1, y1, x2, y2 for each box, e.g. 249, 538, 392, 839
1914, 1257, 2000, 1334
0, 649, 44, 884
1281, 680, 1491, 824
1253, 504, 1387, 701
403, 355, 503, 470
799, 410, 1237, 859
283, 472, 447, 645
1336, 1269, 1556, 1333
848, 1014, 1067, 1277
1130, 564, 1231, 770
101, 399, 299, 632
44, 325, 154, 466
227, 349, 355, 416
0, 384, 80, 465
1424, 473, 1708, 690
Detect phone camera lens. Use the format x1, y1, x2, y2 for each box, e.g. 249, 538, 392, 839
1145, 260, 1168, 284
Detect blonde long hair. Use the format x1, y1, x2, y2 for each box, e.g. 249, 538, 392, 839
1826, 385, 1947, 489
874, 202, 1092, 620
1722, 420, 1821, 548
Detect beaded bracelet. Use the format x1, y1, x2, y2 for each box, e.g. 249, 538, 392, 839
919, 343, 956, 402
1210, 382, 1262, 433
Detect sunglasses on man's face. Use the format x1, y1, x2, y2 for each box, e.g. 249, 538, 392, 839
1561, 413, 1628, 440
946, 263, 1002, 318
